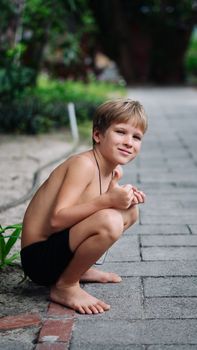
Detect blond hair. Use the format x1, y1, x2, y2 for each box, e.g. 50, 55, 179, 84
92, 98, 148, 143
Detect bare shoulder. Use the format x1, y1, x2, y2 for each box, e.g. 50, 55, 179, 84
50, 150, 96, 209
49, 150, 94, 176
68, 150, 94, 168
65, 150, 96, 180
68, 149, 92, 161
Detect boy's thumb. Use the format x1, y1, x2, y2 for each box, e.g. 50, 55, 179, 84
110, 168, 122, 186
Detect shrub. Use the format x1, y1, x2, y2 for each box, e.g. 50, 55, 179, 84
185, 28, 197, 80
0, 75, 125, 134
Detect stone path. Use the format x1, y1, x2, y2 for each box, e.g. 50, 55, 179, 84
0, 87, 197, 349
70, 87, 197, 349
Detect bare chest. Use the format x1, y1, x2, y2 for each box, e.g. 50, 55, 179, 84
78, 173, 111, 203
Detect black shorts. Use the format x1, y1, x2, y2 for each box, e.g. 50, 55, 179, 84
20, 229, 74, 286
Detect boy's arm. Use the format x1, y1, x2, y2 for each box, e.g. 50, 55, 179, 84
50, 158, 133, 231
50, 157, 108, 230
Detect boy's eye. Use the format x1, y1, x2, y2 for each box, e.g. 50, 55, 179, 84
134, 135, 142, 141
116, 130, 125, 134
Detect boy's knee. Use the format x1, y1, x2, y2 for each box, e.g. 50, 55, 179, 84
127, 205, 139, 228
97, 209, 124, 242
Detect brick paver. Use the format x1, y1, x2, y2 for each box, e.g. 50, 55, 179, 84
0, 313, 41, 330
35, 303, 75, 349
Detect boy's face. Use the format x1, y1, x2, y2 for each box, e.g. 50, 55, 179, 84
93, 119, 143, 166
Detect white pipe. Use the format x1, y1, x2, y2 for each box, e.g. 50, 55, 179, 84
67, 102, 79, 143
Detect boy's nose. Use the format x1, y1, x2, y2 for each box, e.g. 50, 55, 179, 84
124, 135, 133, 147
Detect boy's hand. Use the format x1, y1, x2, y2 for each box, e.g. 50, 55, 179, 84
107, 170, 135, 209
106, 169, 146, 209
131, 187, 146, 205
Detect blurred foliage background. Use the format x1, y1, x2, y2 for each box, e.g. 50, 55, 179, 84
0, 0, 197, 134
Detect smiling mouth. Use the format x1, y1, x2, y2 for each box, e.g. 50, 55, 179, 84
118, 148, 132, 155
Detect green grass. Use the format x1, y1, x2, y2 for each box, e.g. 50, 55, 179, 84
0, 224, 22, 269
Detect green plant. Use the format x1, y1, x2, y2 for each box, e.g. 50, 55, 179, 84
0, 76, 125, 134
185, 27, 197, 79
0, 223, 22, 269
0, 0, 97, 102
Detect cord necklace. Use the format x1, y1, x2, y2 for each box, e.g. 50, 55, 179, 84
92, 148, 102, 195
92, 148, 109, 265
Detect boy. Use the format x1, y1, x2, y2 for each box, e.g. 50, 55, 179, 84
20, 98, 148, 315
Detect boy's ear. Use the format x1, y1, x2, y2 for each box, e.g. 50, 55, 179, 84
92, 129, 101, 144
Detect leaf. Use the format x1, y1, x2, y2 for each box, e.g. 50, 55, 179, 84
0, 233, 6, 265
2, 223, 22, 231
0, 226, 5, 234
0, 223, 22, 268
4, 227, 21, 256
4, 252, 20, 265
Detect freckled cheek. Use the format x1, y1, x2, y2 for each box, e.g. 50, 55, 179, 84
133, 143, 141, 152
136, 145, 142, 153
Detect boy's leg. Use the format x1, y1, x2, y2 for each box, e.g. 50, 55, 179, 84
50, 209, 123, 314
50, 205, 138, 314
80, 204, 139, 283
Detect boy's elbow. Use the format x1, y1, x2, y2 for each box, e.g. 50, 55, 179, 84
50, 213, 60, 231
50, 208, 70, 231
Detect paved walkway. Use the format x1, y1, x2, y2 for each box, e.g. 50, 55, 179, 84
1, 87, 197, 349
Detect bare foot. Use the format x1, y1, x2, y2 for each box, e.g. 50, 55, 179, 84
50, 282, 110, 315
80, 268, 122, 283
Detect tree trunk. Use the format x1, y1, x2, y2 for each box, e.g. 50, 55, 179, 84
91, 0, 195, 84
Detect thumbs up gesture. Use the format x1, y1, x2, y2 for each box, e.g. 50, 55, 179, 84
107, 168, 135, 209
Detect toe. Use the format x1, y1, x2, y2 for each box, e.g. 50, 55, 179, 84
112, 274, 122, 282
76, 305, 86, 314
89, 305, 99, 314
83, 306, 93, 315
95, 304, 105, 313
98, 300, 110, 311
109, 273, 122, 282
